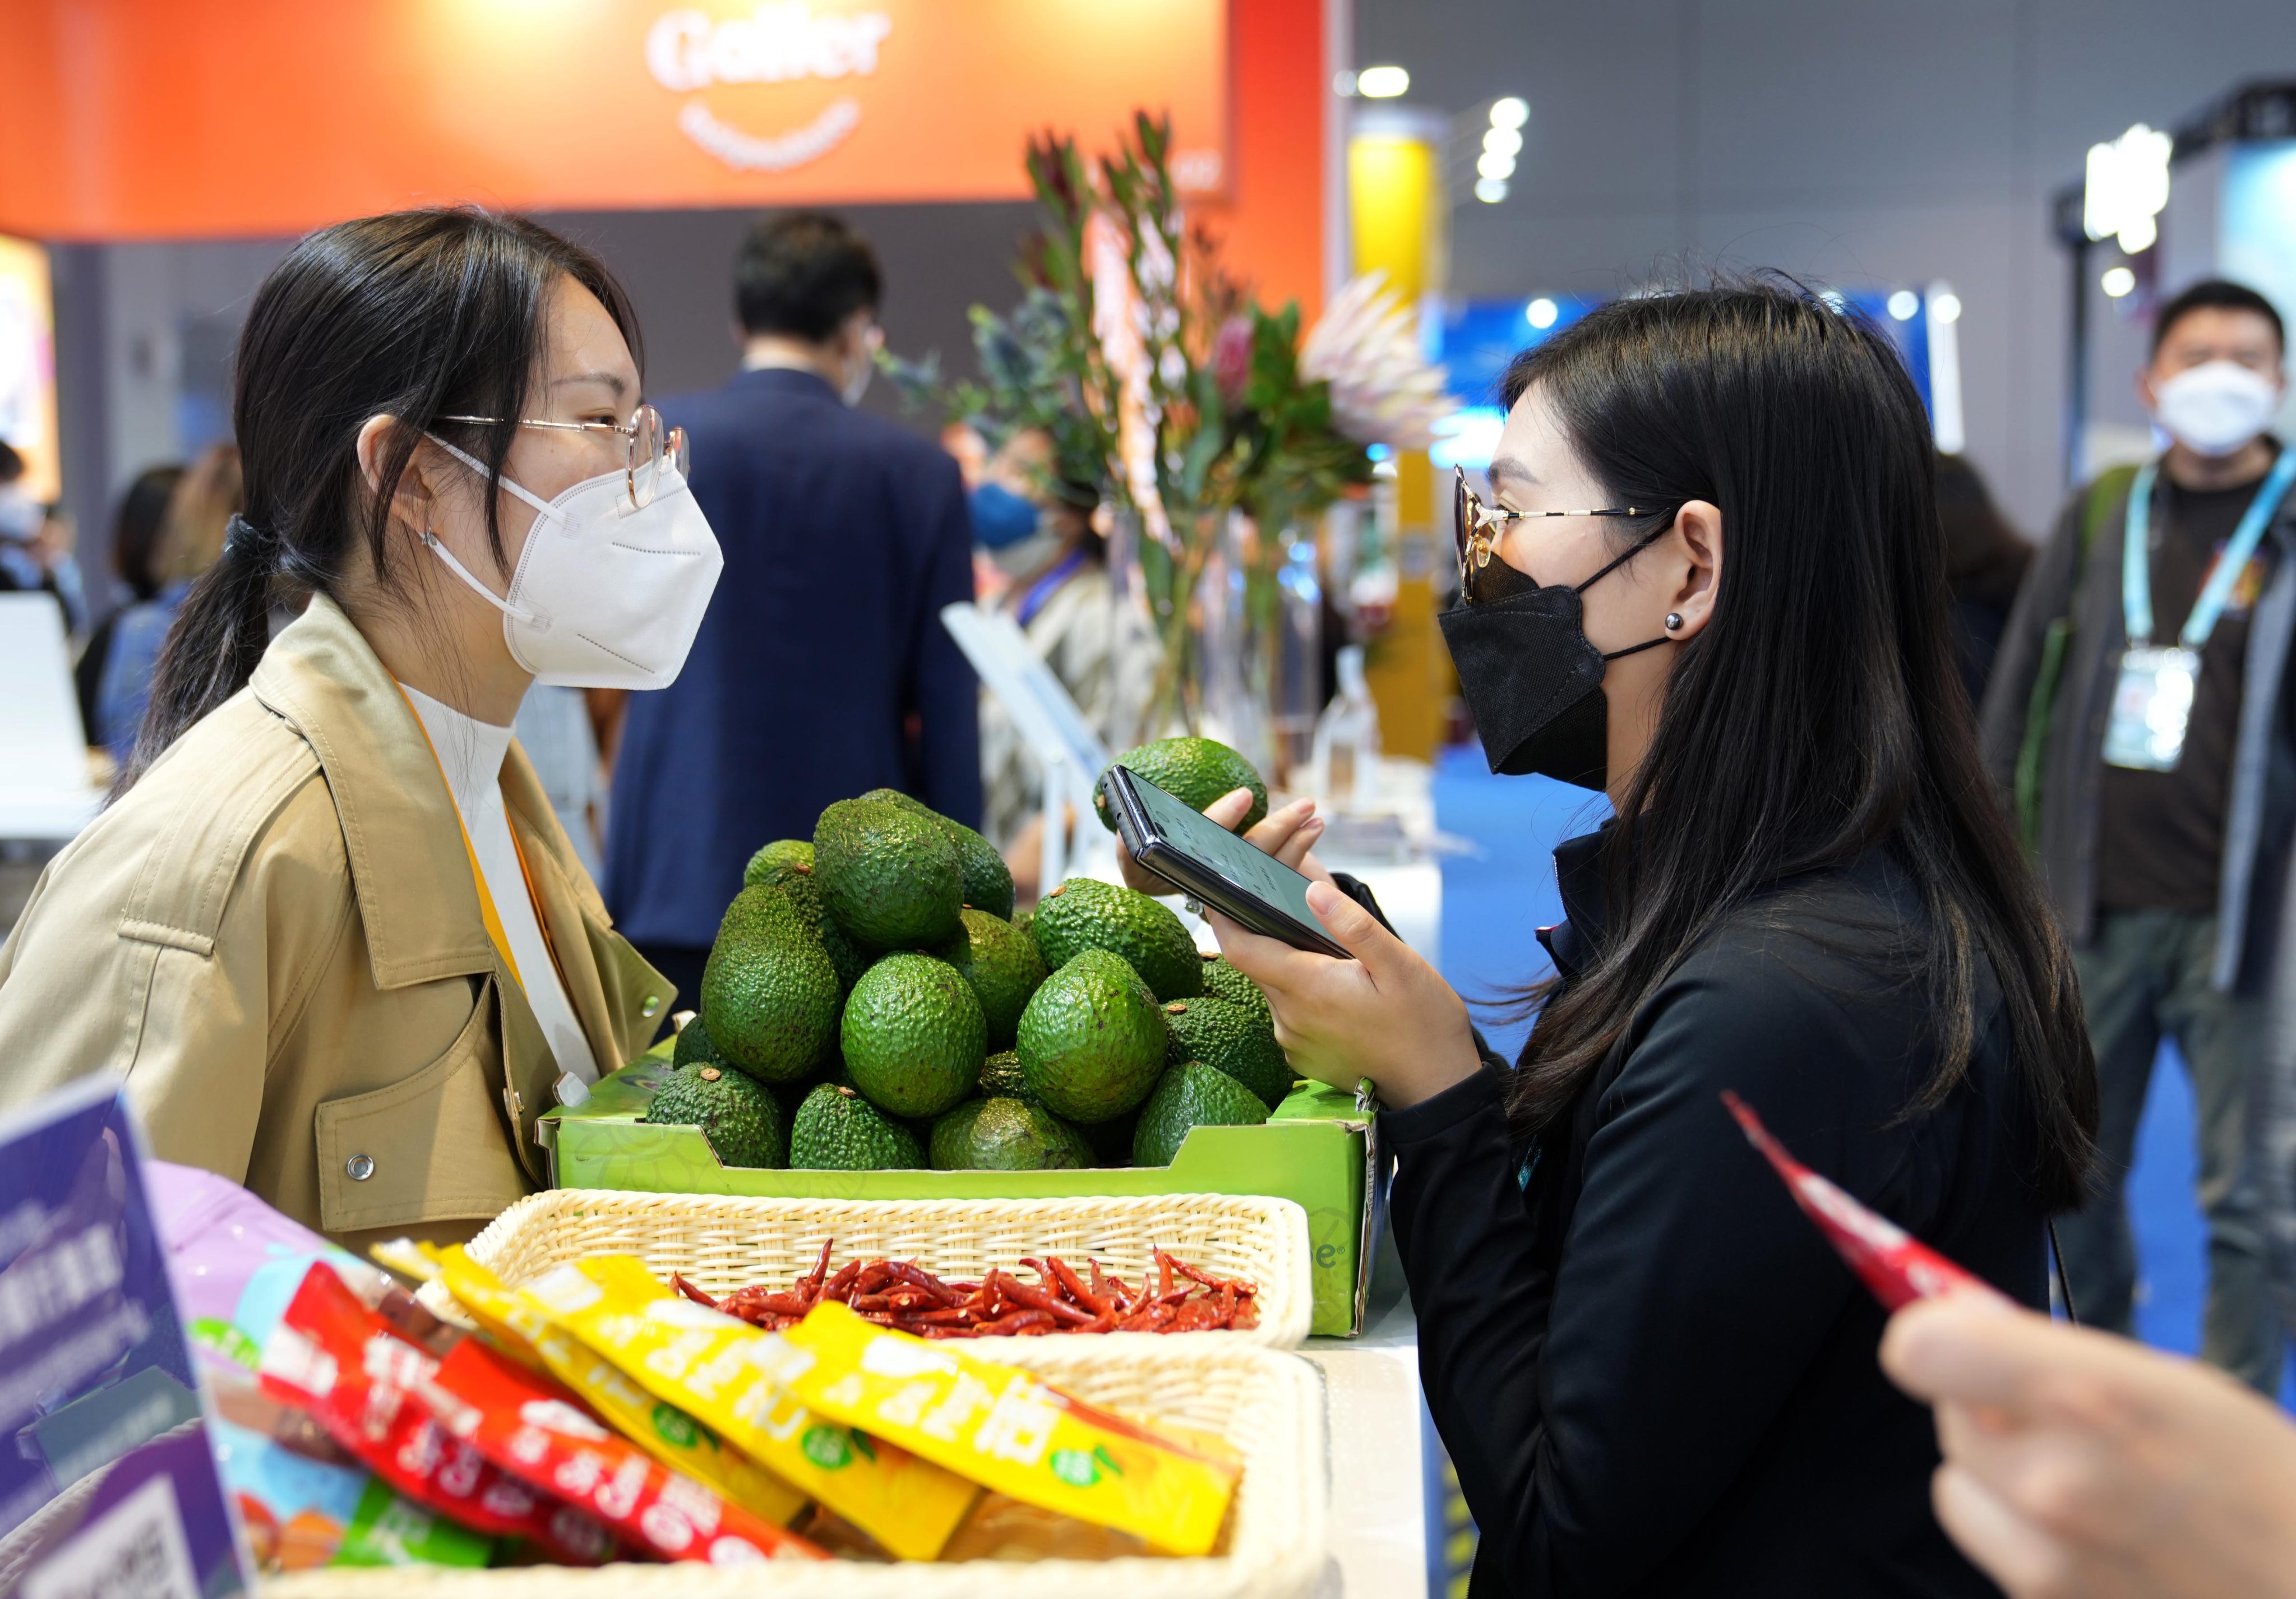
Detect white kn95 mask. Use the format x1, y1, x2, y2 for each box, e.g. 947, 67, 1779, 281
2152, 361, 2284, 458
421, 437, 723, 690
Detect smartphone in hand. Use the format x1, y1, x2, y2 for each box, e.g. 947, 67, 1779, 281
1097, 765, 1353, 960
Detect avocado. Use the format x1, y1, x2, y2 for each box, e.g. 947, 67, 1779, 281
1095, 736, 1268, 835
814, 798, 965, 950
940, 819, 1015, 920
757, 864, 870, 991
1061, 946, 1160, 1005
1199, 953, 1274, 1027
1031, 877, 1204, 1002
839, 953, 986, 1119
959, 1053, 1094, 1159
857, 786, 934, 819
789, 1083, 926, 1170
927, 1099, 986, 1169
1014, 949, 1168, 1124
978, 1048, 1028, 1099
671, 1013, 719, 1067
700, 886, 843, 1083
928, 1096, 1089, 1171
1163, 997, 1293, 1108
743, 839, 815, 890
934, 908, 1048, 1051
860, 788, 1015, 919
646, 1062, 789, 1169
769, 1067, 835, 1126
1131, 1060, 1271, 1167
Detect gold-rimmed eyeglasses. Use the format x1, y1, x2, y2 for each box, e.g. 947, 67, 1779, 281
1452, 464, 1668, 603
439, 404, 690, 510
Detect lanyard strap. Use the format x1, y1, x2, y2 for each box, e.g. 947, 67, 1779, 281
395, 684, 566, 996
1014, 549, 1087, 628
2123, 449, 2296, 648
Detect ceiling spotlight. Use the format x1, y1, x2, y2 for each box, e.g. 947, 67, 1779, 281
1930, 291, 1963, 324
2084, 122, 2172, 255
1474, 177, 1509, 205
1356, 64, 1410, 99
2100, 265, 2137, 298
1482, 126, 1523, 158
1886, 289, 1920, 321
1489, 96, 1530, 130
1525, 297, 1559, 330
1476, 150, 1516, 181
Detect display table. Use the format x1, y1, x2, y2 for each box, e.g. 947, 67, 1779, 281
1304, 1288, 1433, 1595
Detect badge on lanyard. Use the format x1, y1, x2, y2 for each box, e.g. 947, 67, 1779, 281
2104, 644, 2200, 770
2104, 451, 2296, 773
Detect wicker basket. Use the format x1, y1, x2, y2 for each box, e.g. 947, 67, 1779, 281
459, 1189, 1312, 1348
265, 1338, 1328, 1599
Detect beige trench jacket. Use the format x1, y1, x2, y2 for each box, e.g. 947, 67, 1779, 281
0, 595, 671, 1246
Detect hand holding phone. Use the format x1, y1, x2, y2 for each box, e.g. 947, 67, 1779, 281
1097, 766, 1352, 958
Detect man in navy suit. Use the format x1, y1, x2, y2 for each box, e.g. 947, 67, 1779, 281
605, 211, 980, 1008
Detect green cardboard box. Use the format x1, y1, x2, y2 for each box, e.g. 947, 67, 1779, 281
540, 1053, 1381, 1335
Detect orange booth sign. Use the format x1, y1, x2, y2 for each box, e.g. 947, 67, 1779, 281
1, 0, 1231, 241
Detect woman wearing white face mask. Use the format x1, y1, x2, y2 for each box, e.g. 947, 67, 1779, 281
0, 209, 721, 1247
969, 428, 1161, 891
1982, 278, 2294, 1392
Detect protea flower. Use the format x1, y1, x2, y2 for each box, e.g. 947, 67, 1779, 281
1086, 210, 1172, 551
1300, 272, 1453, 451
1212, 315, 1254, 407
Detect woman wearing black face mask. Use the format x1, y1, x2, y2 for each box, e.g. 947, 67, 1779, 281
1170, 283, 2100, 1596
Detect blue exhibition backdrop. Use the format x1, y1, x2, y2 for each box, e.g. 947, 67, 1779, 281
1430, 290, 1941, 473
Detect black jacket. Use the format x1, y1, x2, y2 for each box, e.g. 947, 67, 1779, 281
1387, 829, 2043, 1597
604, 367, 981, 948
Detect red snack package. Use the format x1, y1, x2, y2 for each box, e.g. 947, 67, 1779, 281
259, 1263, 618, 1565
1721, 1092, 2008, 1310
419, 1338, 828, 1565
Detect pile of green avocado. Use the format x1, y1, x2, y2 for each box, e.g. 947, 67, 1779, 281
643, 742, 1293, 1173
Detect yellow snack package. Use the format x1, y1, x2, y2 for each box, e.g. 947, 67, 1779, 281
422, 1247, 809, 1529
764, 1301, 1240, 1557
524, 1254, 980, 1561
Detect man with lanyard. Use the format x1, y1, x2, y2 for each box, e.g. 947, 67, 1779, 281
1984, 278, 2294, 1391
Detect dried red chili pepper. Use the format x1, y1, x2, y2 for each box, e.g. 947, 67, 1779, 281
700, 1244, 1256, 1337
1046, 1256, 1109, 1315
984, 1269, 1095, 1327
801, 1237, 834, 1297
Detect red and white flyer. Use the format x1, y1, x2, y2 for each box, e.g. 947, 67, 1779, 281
1721, 1091, 2008, 1310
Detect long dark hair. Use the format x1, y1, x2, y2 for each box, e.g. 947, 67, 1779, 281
113, 465, 185, 602
121, 207, 641, 791
1505, 281, 2096, 1210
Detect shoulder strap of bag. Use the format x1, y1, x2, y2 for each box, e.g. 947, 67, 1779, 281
2014, 463, 2142, 853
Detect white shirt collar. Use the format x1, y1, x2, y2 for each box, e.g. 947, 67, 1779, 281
399, 682, 516, 822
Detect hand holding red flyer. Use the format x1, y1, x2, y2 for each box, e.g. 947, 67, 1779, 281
1721, 1092, 2009, 1310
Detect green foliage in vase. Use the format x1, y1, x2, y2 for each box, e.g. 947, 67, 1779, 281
888, 110, 1388, 740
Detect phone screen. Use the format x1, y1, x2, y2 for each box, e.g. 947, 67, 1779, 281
1125, 773, 1334, 939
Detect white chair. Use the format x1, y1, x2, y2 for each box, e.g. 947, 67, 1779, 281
0, 594, 103, 843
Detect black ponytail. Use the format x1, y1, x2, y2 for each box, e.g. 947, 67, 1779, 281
118, 208, 640, 793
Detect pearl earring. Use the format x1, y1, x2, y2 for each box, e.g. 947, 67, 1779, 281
1665, 612, 1684, 631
